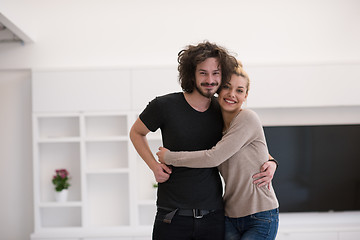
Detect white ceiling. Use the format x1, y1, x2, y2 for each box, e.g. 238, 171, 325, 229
0, 21, 23, 44
0, 13, 34, 44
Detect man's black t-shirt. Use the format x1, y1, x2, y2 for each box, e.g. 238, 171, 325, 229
140, 92, 224, 210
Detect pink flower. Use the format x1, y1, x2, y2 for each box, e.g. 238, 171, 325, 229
59, 169, 67, 179
52, 168, 71, 191
54, 169, 68, 179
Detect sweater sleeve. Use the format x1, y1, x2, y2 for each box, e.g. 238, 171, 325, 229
164, 109, 263, 168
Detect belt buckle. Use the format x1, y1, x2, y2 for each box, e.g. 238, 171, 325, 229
193, 209, 203, 219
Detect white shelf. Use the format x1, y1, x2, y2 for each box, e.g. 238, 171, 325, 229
30, 68, 179, 239
137, 200, 157, 206
40, 206, 82, 228
39, 201, 82, 207
38, 137, 81, 143
38, 116, 80, 139
85, 169, 130, 174
38, 142, 81, 203
85, 141, 128, 170
85, 115, 128, 138
33, 112, 134, 233
86, 173, 130, 227
85, 136, 128, 142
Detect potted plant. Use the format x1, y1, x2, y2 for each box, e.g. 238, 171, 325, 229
52, 169, 70, 202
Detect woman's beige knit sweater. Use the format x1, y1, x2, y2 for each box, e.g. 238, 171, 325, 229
164, 109, 279, 218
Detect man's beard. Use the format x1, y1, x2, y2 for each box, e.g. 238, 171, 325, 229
195, 83, 218, 98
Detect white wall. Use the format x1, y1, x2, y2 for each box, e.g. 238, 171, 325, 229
0, 70, 33, 240
0, 0, 360, 69
1, 0, 360, 239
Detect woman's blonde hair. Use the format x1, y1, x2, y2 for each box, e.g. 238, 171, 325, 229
233, 60, 250, 93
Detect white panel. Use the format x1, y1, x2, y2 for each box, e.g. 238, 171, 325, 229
84, 238, 132, 240
339, 231, 360, 240
276, 232, 338, 240
131, 68, 182, 111
85, 115, 128, 137
86, 142, 128, 170
138, 205, 156, 226
246, 63, 360, 108
32, 69, 131, 112
38, 116, 80, 139
137, 139, 161, 201
253, 106, 360, 126
87, 173, 129, 226
40, 207, 82, 227
32, 238, 80, 240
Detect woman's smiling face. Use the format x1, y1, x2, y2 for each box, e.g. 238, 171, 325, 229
218, 74, 248, 114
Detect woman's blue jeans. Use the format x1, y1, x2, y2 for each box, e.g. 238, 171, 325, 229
224, 208, 279, 240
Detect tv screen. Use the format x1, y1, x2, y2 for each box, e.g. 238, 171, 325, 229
263, 124, 360, 213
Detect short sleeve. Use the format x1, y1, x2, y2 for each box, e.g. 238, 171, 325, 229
139, 97, 163, 132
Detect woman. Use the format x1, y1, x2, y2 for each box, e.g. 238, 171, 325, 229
157, 62, 279, 240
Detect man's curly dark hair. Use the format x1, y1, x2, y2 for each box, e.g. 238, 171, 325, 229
177, 41, 238, 93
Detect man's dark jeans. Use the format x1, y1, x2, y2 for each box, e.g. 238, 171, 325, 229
152, 208, 225, 240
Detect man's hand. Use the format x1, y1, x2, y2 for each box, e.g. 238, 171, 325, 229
130, 118, 172, 183
252, 161, 277, 189
156, 146, 169, 164
152, 161, 172, 183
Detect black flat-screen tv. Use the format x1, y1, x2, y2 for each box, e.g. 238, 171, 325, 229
263, 124, 360, 213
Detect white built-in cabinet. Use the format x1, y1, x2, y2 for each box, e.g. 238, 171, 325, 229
32, 112, 160, 235
31, 68, 180, 240
31, 66, 360, 240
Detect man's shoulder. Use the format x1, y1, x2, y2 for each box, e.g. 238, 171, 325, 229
153, 92, 184, 104
156, 92, 182, 100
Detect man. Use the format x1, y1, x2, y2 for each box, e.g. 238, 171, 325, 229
129, 41, 277, 240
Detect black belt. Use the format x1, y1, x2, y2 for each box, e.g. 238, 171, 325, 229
158, 207, 217, 224
178, 209, 216, 218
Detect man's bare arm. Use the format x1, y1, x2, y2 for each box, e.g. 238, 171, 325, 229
129, 118, 171, 183
252, 155, 277, 189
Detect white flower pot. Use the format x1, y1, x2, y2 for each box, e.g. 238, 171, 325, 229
55, 189, 68, 202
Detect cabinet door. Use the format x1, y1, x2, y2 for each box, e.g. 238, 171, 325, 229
32, 69, 131, 112
246, 64, 360, 108
131, 68, 181, 111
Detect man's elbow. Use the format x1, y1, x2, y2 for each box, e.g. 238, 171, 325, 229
129, 126, 138, 143
129, 125, 146, 142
